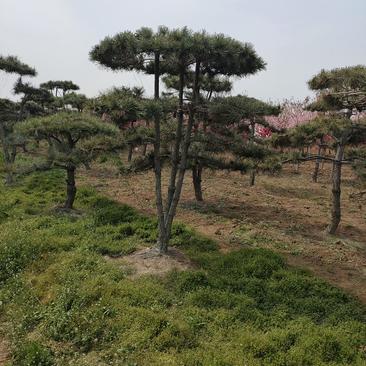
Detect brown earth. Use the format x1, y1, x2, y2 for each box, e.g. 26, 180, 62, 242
79, 158, 366, 303
106, 247, 193, 278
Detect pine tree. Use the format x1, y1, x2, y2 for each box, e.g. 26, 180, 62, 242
273, 66, 366, 234
308, 66, 366, 234
0, 55, 37, 184
63, 92, 88, 112
0, 55, 36, 77
90, 26, 265, 253
163, 73, 232, 200
18, 112, 118, 209
40, 80, 80, 97
209, 95, 281, 187
0, 99, 19, 184
89, 86, 146, 161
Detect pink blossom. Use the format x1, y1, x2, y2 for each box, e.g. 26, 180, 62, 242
264, 99, 318, 134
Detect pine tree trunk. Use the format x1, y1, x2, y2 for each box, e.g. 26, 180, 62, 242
248, 121, 256, 186
312, 138, 324, 183
163, 60, 201, 248
327, 144, 344, 234
158, 227, 169, 254
142, 120, 149, 156
3, 148, 14, 186
1, 125, 12, 185
127, 145, 133, 162
64, 167, 76, 209
192, 165, 203, 201
249, 169, 256, 186
166, 66, 185, 210
5, 170, 13, 186
151, 52, 168, 254
312, 157, 321, 183
3, 145, 16, 186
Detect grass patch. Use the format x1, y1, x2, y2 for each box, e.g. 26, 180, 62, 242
0, 170, 365, 365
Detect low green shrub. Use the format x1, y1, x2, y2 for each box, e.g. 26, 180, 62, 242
93, 198, 139, 226
13, 341, 54, 366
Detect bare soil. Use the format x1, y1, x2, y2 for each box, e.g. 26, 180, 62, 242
80, 158, 366, 303
106, 247, 193, 278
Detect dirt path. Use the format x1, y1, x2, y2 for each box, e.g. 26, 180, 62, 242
80, 161, 366, 303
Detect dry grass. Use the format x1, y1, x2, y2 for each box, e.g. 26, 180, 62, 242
105, 247, 193, 278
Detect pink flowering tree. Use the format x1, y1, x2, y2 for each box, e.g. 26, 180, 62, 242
259, 98, 318, 137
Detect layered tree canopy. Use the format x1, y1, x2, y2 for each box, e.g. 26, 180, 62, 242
90, 26, 267, 252
18, 112, 119, 208
19, 112, 117, 146
308, 65, 366, 112
14, 79, 54, 108
63, 92, 88, 112
90, 87, 144, 127
0, 98, 18, 121
209, 95, 280, 126
90, 26, 266, 80
0, 55, 36, 76
40, 80, 80, 97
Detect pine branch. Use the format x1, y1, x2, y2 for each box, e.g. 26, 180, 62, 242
281, 155, 356, 164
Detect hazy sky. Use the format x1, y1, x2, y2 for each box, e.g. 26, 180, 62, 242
1, 0, 365, 102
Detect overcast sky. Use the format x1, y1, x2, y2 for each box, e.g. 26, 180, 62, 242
1, 0, 365, 102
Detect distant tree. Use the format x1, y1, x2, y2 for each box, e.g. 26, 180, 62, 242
308, 66, 366, 234
18, 112, 118, 209
186, 124, 250, 201
281, 119, 330, 182
0, 99, 19, 184
277, 66, 366, 234
12, 78, 55, 154
209, 95, 280, 186
13, 78, 54, 116
265, 99, 317, 132
0, 55, 36, 184
90, 87, 143, 127
39, 80, 83, 113
163, 73, 233, 200
89, 87, 145, 161
63, 92, 88, 112
308, 65, 366, 113
40, 80, 80, 97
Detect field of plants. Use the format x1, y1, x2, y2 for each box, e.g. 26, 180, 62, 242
1, 23, 366, 366
0, 168, 365, 365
